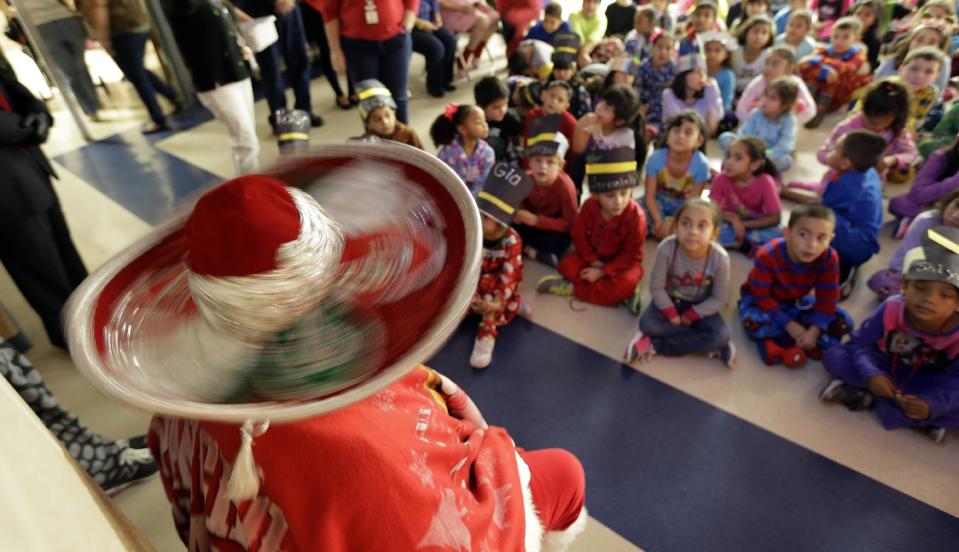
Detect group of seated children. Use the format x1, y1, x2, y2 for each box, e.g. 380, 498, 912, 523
353, 0, 959, 443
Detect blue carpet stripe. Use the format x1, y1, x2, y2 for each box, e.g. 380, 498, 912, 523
428, 317, 959, 552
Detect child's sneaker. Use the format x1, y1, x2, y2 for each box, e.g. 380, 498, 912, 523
470, 337, 495, 369
101, 444, 158, 496
518, 300, 534, 318
627, 284, 643, 315
719, 341, 736, 367
820, 379, 874, 410
782, 346, 807, 368
839, 266, 858, 301
624, 329, 655, 363
758, 338, 784, 365
926, 426, 947, 444
893, 217, 912, 240
525, 245, 558, 267
536, 274, 573, 296
804, 110, 826, 129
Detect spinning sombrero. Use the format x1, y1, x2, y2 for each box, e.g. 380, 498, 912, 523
65, 143, 586, 551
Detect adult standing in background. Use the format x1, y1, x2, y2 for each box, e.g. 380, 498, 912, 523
0, 52, 87, 350
16, 0, 102, 117
412, 0, 456, 98
499, 0, 541, 54
82, 0, 181, 134
160, 0, 259, 174
321, 0, 416, 123
234, 0, 324, 131
300, 0, 356, 110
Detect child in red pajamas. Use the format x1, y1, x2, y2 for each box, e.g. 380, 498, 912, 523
470, 162, 534, 368
538, 146, 647, 312
798, 17, 872, 128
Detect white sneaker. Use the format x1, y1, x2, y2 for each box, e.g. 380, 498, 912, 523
518, 300, 534, 318
470, 337, 495, 369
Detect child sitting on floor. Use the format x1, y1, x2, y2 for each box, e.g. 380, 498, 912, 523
525, 1, 571, 44
523, 80, 578, 150
889, 136, 959, 228
469, 162, 534, 369
821, 226, 959, 443
786, 79, 916, 196
710, 136, 784, 251
551, 32, 593, 118
869, 189, 959, 300
700, 31, 739, 125
624, 6, 657, 63
644, 111, 713, 240
635, 30, 677, 131
722, 77, 799, 172
810, 0, 852, 41
875, 24, 952, 102
919, 102, 959, 157
357, 79, 424, 149
432, 103, 495, 195
662, 54, 725, 137
891, 47, 948, 134
626, 198, 734, 366
739, 204, 853, 367
799, 16, 872, 128
538, 146, 646, 310
731, 15, 775, 95
736, 45, 816, 126
680, 0, 723, 56
821, 129, 886, 297
515, 115, 579, 266
774, 9, 816, 59
475, 76, 523, 163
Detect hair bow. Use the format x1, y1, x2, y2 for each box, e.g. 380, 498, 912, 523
444, 103, 459, 122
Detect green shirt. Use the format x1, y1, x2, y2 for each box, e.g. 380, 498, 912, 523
567, 11, 606, 44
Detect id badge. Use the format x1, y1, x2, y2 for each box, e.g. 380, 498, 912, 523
365, 2, 379, 24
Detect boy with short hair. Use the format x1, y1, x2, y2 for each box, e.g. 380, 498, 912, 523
522, 80, 577, 149
514, 115, 579, 266
624, 6, 658, 63
820, 129, 886, 297
525, 2, 571, 45
470, 162, 534, 369
798, 16, 871, 128
821, 226, 959, 443
896, 47, 948, 133
739, 204, 854, 367
474, 76, 523, 163
539, 146, 647, 310
551, 32, 593, 118
356, 79, 424, 149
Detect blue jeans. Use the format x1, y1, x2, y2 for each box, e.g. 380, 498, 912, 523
38, 18, 100, 115
111, 31, 178, 125
342, 32, 412, 123
638, 303, 730, 357
411, 27, 456, 93
255, 5, 312, 121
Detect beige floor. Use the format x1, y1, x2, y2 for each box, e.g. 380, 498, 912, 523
3, 31, 956, 551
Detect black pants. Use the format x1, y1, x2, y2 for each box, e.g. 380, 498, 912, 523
111, 31, 178, 125
0, 201, 88, 348
254, 5, 313, 123
300, 2, 355, 99
38, 17, 100, 116
516, 225, 572, 259
411, 27, 456, 94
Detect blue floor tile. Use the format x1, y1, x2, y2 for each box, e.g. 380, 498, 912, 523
428, 317, 959, 552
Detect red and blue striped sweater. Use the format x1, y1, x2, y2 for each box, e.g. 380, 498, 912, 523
741, 238, 840, 330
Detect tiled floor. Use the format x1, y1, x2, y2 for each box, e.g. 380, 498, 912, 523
3, 31, 958, 551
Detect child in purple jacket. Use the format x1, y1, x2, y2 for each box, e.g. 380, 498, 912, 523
821, 226, 959, 443
868, 189, 959, 300
888, 137, 959, 223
